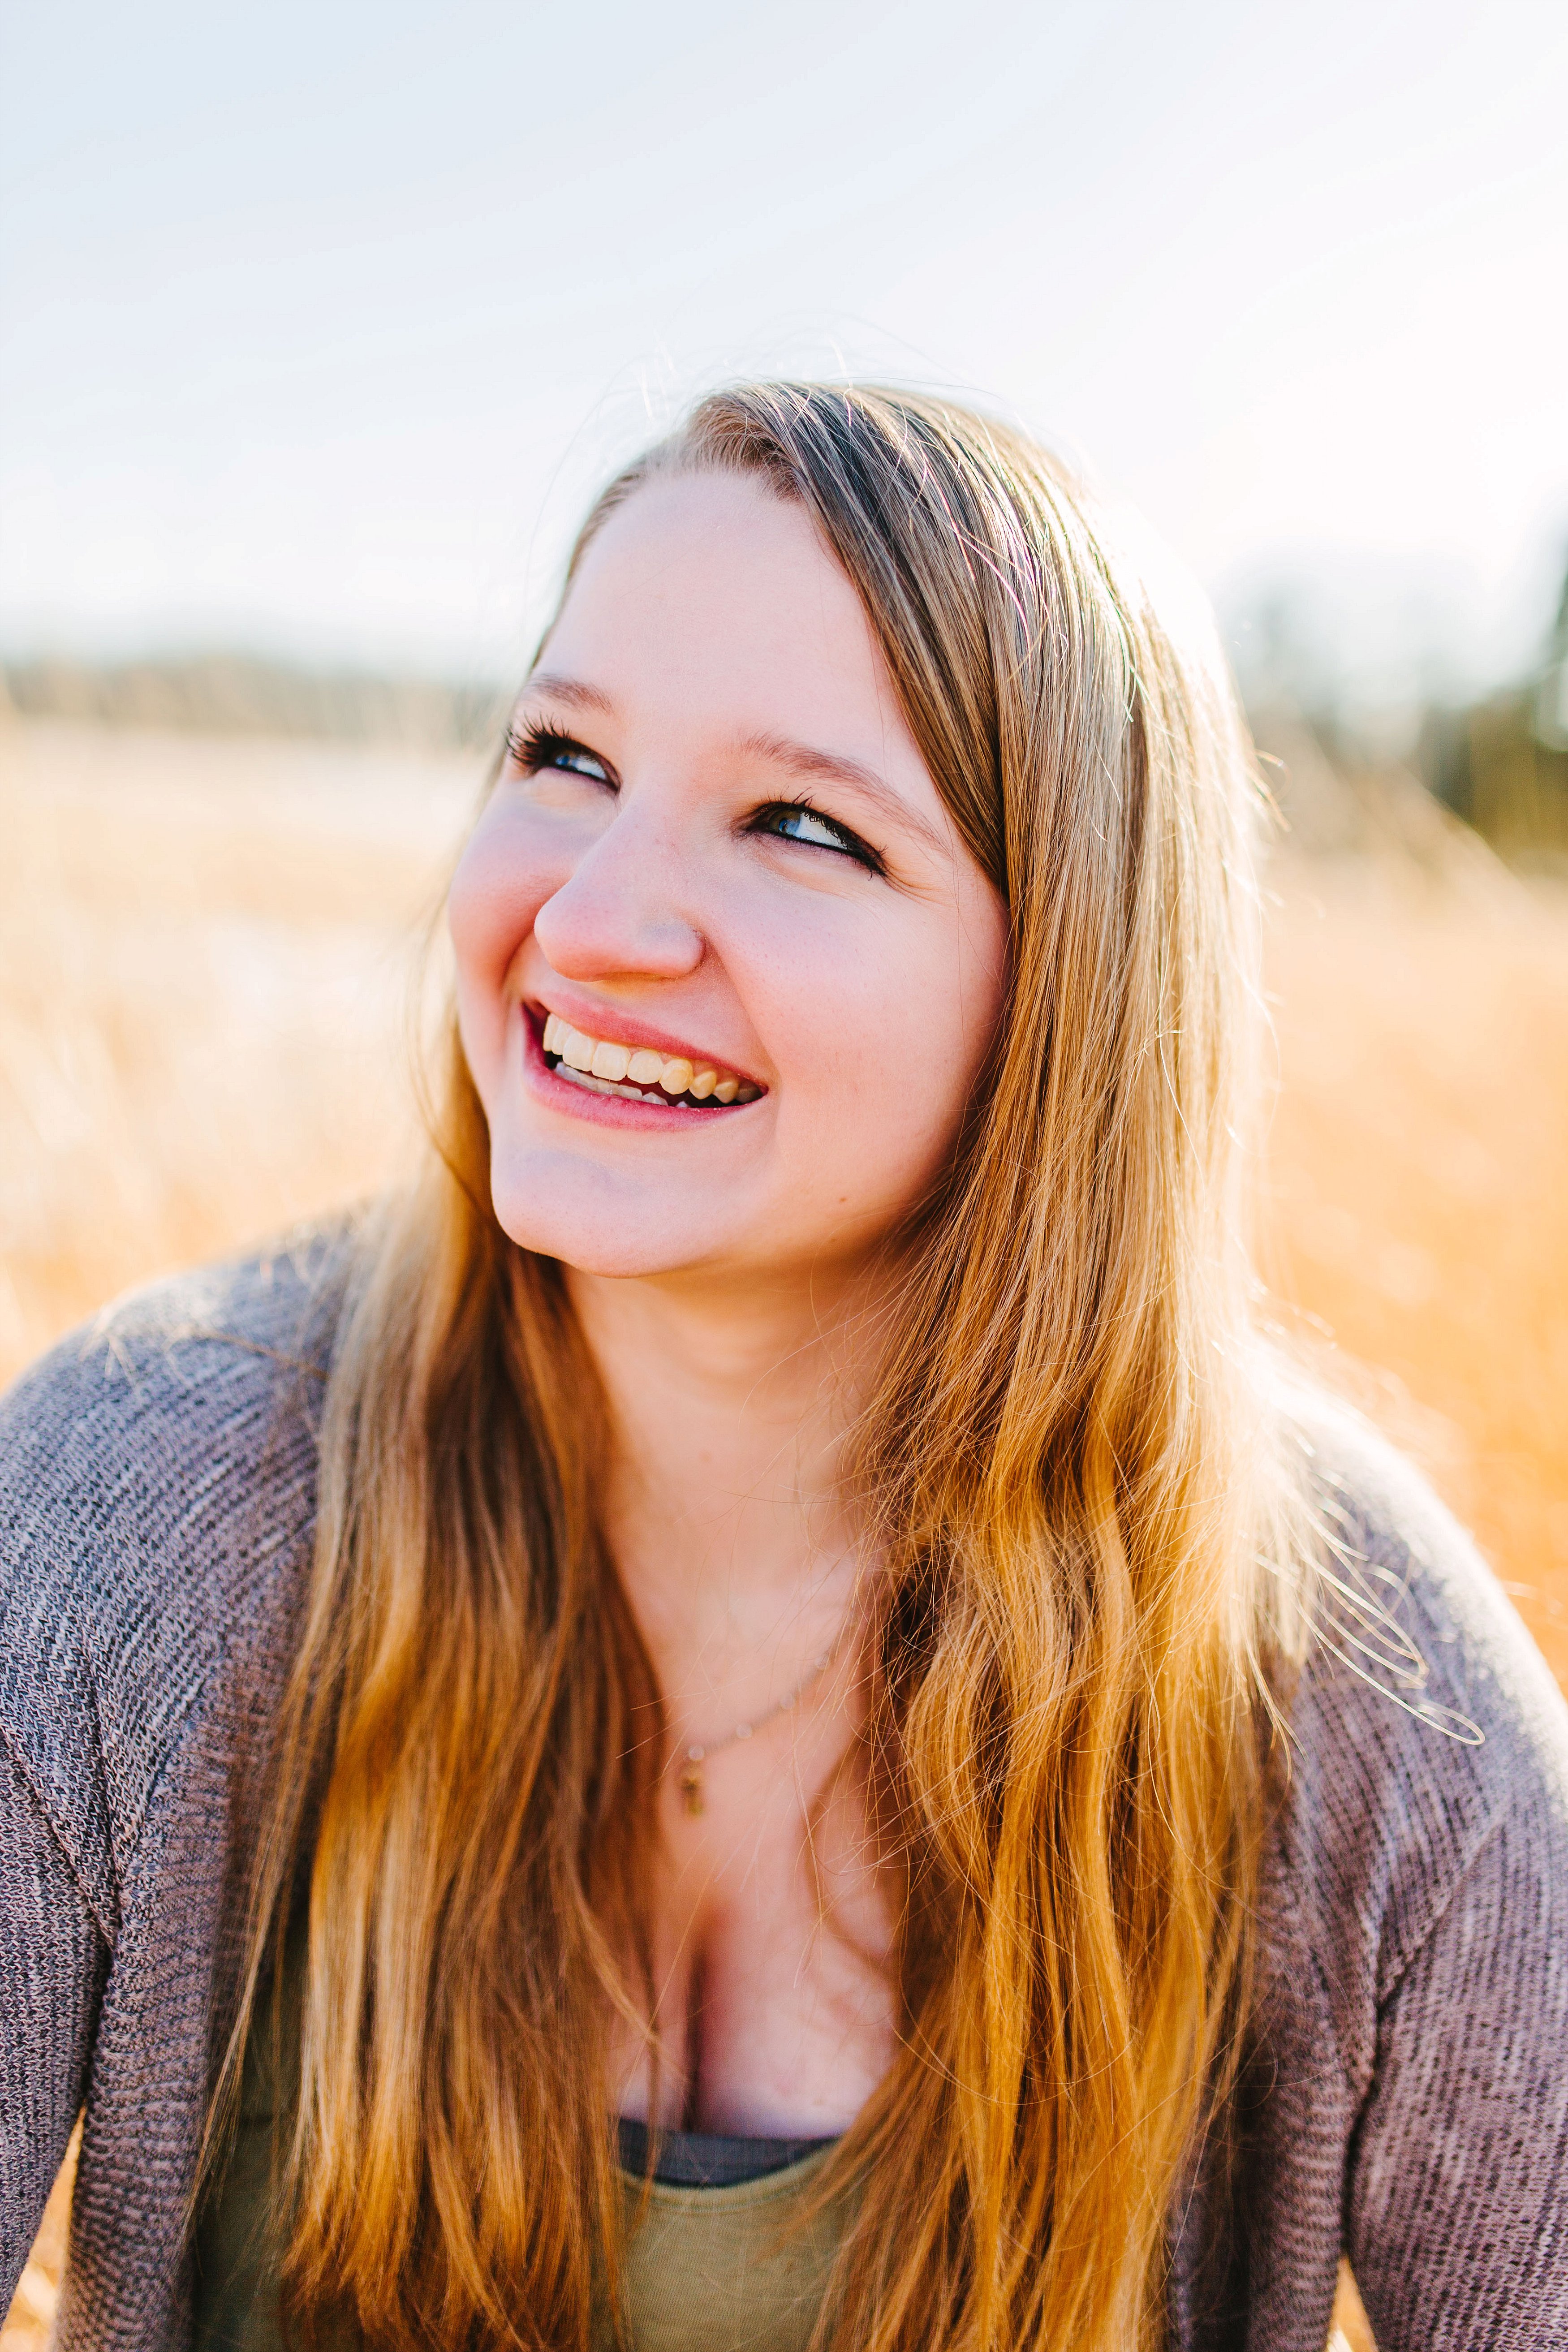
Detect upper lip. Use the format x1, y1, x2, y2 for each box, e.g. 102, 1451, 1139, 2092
527, 995, 762, 1087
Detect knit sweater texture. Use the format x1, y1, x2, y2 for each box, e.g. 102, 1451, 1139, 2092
1, 1240, 1566, 2349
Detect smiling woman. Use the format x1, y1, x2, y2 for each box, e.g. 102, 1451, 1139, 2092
2, 385, 1566, 2352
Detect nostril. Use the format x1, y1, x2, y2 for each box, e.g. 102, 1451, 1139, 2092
532, 874, 706, 984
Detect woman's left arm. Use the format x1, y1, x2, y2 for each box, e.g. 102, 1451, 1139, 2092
1346, 1798, 1568, 2350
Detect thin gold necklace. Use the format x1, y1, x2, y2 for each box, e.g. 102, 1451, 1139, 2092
672, 1643, 838, 1817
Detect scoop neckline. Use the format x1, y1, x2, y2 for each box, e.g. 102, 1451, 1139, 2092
614, 2114, 842, 2193
614, 2137, 842, 2208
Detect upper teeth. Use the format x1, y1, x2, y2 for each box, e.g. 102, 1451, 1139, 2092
541, 1013, 760, 1106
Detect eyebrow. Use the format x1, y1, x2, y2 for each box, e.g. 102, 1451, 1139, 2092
522, 670, 617, 716
736, 729, 948, 855
519, 673, 947, 855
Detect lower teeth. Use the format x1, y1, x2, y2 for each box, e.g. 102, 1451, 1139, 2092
548, 1054, 714, 1108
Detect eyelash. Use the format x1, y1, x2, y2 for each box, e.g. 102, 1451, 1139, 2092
505, 720, 885, 875
746, 797, 885, 874
505, 720, 609, 782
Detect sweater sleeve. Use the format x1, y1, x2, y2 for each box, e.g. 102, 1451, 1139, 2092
1346, 1797, 1568, 2349
0, 1732, 108, 2310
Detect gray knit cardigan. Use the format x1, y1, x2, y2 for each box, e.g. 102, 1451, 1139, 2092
2, 1242, 1566, 2350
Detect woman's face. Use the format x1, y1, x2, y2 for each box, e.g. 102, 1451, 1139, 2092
450, 470, 1008, 1287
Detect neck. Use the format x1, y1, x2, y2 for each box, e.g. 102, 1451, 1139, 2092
566, 1261, 883, 1726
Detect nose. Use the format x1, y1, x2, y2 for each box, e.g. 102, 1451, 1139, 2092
532, 802, 706, 985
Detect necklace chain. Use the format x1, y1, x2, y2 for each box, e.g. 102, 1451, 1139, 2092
673, 1644, 837, 1818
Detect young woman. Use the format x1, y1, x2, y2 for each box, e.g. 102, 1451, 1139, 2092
2, 384, 1565, 2352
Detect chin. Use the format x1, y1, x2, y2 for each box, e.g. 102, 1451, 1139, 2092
487, 1157, 730, 1281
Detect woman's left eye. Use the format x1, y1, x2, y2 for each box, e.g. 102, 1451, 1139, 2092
752, 802, 882, 870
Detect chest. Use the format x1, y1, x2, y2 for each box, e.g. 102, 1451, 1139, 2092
608, 1747, 897, 2137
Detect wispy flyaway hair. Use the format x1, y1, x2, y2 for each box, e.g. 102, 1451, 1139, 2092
221, 383, 1312, 2350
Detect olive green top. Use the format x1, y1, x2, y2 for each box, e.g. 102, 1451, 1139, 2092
595, 2149, 850, 2352
191, 1943, 855, 2352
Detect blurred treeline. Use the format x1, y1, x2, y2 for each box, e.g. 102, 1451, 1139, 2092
1243, 556, 1568, 871
1419, 569, 1568, 866
0, 651, 506, 755
5, 559, 1568, 869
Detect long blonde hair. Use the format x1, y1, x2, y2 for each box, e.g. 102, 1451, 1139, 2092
226, 383, 1309, 2349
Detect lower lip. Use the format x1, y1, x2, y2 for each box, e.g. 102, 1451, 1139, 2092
519, 1012, 761, 1133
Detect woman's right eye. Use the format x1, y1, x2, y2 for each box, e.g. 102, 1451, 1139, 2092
506, 723, 612, 785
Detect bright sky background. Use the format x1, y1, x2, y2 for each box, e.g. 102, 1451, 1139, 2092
2, 0, 1565, 712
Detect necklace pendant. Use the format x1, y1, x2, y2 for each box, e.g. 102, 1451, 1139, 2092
677, 1764, 705, 1817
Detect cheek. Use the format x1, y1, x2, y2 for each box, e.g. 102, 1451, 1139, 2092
773, 895, 1006, 1206
866, 978, 992, 1178
447, 817, 551, 1091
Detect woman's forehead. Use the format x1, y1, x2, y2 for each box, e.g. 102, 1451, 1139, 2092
556, 471, 868, 671
538, 473, 935, 791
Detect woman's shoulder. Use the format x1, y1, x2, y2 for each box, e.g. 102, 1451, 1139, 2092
0, 1224, 354, 1902
1268, 1383, 1568, 2030
0, 1219, 350, 1525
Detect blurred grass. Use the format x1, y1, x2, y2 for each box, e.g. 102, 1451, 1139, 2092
0, 717, 473, 1378
5, 717, 1568, 2351
1265, 854, 1568, 1691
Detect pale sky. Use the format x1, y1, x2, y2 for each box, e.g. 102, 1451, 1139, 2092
2, 0, 1565, 710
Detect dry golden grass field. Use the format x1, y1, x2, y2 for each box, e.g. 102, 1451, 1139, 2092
6, 714, 1568, 2351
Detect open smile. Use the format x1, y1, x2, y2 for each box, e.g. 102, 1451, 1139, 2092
532, 1009, 764, 1112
